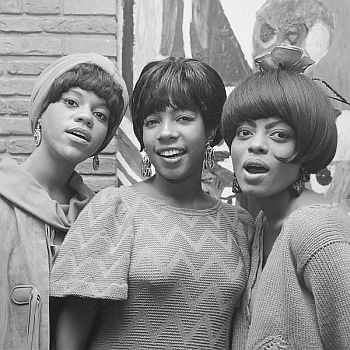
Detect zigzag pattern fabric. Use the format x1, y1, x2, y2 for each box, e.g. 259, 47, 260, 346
50, 186, 254, 349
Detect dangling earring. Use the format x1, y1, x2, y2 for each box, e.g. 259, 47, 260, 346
33, 119, 42, 147
141, 153, 152, 177
93, 154, 100, 171
232, 172, 242, 193
289, 168, 310, 197
203, 142, 215, 170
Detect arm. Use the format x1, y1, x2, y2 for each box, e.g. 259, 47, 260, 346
303, 241, 350, 349
50, 187, 132, 300
55, 296, 99, 350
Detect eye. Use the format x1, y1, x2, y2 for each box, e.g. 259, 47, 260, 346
270, 130, 292, 142
177, 115, 195, 122
236, 128, 252, 139
62, 97, 78, 107
93, 111, 109, 123
144, 118, 159, 127
176, 111, 197, 123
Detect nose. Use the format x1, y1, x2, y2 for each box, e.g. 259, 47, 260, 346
157, 119, 179, 142
74, 108, 94, 128
248, 133, 268, 154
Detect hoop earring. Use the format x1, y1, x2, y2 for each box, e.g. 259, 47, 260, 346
33, 120, 42, 147
93, 154, 100, 171
141, 153, 152, 177
203, 142, 215, 170
289, 168, 310, 197
232, 172, 242, 193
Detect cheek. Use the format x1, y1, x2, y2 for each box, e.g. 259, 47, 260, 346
230, 142, 243, 166
142, 129, 152, 150
93, 123, 108, 146
272, 140, 296, 159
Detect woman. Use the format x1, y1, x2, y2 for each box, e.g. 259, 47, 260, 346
0, 52, 128, 350
50, 56, 254, 349
222, 50, 350, 349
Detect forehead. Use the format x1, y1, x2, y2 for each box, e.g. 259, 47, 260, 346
63, 87, 107, 105
243, 116, 293, 128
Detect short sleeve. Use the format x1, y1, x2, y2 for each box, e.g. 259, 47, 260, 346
50, 187, 134, 300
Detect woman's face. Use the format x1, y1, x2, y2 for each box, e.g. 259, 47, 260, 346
142, 106, 208, 183
230, 116, 301, 199
40, 87, 110, 166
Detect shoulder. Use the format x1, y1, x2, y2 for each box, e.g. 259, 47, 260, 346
220, 202, 255, 243
220, 202, 254, 221
286, 204, 350, 241
285, 204, 350, 269
87, 185, 132, 208
219, 202, 255, 226
69, 171, 95, 200
72, 186, 135, 228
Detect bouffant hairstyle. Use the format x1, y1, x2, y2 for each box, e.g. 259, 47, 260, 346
222, 70, 338, 173
131, 57, 227, 150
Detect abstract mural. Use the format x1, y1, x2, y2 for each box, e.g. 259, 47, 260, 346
117, 0, 350, 213
251, 0, 350, 210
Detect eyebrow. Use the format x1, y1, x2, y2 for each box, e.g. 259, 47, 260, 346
244, 119, 290, 129
65, 88, 108, 107
65, 87, 83, 96
265, 121, 287, 129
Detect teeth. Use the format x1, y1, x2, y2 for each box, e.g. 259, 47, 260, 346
159, 149, 184, 157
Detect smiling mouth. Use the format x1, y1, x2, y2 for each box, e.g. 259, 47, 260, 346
158, 149, 186, 159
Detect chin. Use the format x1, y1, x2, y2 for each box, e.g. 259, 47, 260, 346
240, 185, 272, 199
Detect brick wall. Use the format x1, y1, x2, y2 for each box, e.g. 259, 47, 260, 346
0, 0, 124, 192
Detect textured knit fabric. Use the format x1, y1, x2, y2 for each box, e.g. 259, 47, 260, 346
50, 185, 254, 349
0, 158, 94, 350
231, 204, 350, 350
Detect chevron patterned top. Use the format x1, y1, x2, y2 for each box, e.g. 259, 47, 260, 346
50, 185, 254, 349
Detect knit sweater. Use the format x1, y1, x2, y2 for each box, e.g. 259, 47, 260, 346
232, 204, 350, 350
50, 185, 254, 349
0, 158, 94, 350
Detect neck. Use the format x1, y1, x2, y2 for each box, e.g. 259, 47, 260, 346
141, 173, 215, 209
256, 189, 296, 226
255, 190, 297, 267
21, 149, 75, 203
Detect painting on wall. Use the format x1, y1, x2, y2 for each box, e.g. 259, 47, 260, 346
251, 0, 350, 210
117, 0, 350, 212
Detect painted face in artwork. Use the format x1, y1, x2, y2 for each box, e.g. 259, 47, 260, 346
142, 107, 208, 183
253, 0, 333, 63
40, 87, 110, 166
230, 117, 301, 199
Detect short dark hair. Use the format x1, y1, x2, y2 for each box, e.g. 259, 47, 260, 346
42, 63, 124, 146
222, 70, 338, 173
131, 57, 226, 150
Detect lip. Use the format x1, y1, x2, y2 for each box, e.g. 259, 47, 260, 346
66, 127, 91, 143
156, 147, 186, 158
242, 158, 270, 174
